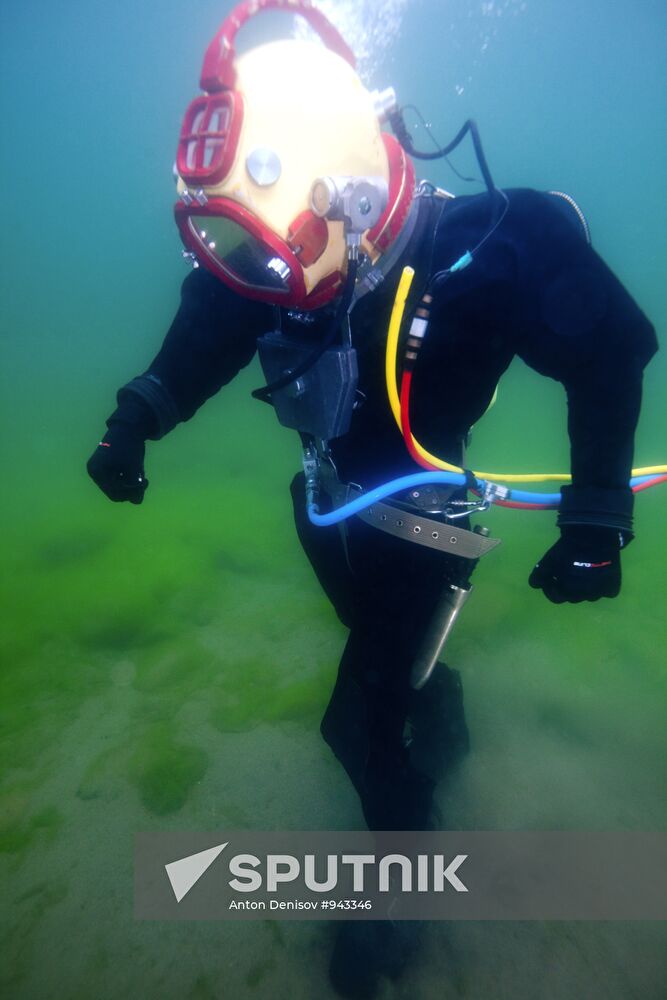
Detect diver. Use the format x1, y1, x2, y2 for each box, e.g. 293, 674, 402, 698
86, 2, 658, 997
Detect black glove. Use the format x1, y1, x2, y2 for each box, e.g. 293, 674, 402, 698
87, 399, 153, 504
529, 525, 623, 604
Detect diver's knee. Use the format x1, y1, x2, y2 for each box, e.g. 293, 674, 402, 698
320, 672, 370, 788
406, 662, 470, 784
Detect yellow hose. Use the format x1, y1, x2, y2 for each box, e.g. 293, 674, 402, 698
385, 265, 667, 483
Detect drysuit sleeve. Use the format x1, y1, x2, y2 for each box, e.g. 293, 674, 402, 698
514, 197, 658, 533
114, 268, 272, 438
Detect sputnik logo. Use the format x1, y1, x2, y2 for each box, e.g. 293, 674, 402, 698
165, 843, 228, 902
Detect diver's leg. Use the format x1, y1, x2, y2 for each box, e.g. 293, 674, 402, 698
324, 590, 472, 998
291, 479, 472, 996
322, 627, 469, 831
320, 518, 473, 831
323, 622, 435, 830
324, 542, 472, 999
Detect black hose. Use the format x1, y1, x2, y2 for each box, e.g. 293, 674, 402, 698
390, 112, 497, 197
390, 108, 508, 292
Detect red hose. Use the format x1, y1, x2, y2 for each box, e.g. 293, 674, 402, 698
632, 474, 667, 493
400, 370, 435, 470
400, 370, 667, 509
494, 499, 559, 510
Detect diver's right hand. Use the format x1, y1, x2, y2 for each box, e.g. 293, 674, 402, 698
87, 422, 149, 504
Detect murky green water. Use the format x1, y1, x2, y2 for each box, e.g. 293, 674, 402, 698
1, 1, 666, 997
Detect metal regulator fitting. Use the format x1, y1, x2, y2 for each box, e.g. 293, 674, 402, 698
311, 175, 389, 259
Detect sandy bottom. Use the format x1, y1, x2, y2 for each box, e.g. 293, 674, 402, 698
2, 440, 666, 999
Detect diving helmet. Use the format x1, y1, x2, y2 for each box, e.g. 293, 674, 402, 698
173, 0, 415, 309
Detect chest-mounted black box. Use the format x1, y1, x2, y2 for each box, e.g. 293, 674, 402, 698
256, 331, 358, 441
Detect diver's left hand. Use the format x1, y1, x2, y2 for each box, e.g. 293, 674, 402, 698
529, 526, 622, 604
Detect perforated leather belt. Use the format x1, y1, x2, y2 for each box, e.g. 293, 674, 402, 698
320, 465, 501, 560
356, 498, 500, 559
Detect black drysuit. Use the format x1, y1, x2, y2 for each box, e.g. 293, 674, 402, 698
112, 188, 658, 830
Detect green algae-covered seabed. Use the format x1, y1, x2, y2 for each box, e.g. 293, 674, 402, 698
1, 1, 666, 997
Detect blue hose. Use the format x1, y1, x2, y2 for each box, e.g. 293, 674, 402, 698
309, 472, 466, 526
506, 488, 561, 504
307, 472, 661, 527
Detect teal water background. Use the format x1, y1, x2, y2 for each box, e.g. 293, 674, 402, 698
1, 1, 666, 997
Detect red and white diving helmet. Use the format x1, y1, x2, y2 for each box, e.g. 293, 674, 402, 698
173, 0, 415, 310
